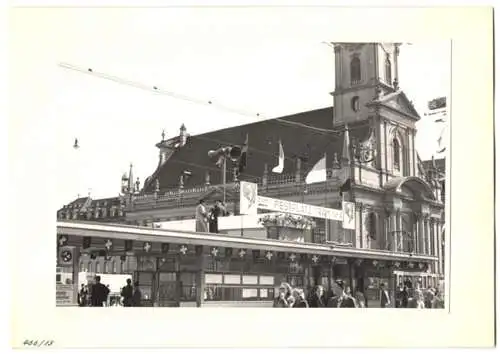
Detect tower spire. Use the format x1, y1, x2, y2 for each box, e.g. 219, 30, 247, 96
128, 163, 134, 193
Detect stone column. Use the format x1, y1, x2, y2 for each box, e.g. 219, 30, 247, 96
391, 210, 398, 253
426, 216, 432, 255
436, 220, 443, 275
418, 214, 425, 255
195, 255, 206, 308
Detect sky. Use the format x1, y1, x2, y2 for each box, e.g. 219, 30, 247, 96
51, 9, 450, 208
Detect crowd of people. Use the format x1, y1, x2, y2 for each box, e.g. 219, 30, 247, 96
273, 280, 444, 308
78, 276, 142, 307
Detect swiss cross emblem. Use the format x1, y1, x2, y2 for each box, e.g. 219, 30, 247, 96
210, 247, 219, 257
58, 235, 68, 246
418, 263, 424, 269
372, 260, 379, 267
289, 253, 297, 262
238, 249, 246, 258
311, 255, 319, 263
179, 245, 188, 255
408, 262, 415, 269
143, 242, 152, 252
105, 239, 113, 251
265, 251, 273, 261
394, 261, 401, 268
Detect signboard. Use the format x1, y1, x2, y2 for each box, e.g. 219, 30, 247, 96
342, 201, 356, 230
240, 181, 258, 215
56, 284, 76, 306
257, 196, 343, 221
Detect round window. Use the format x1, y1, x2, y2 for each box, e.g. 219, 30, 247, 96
351, 96, 360, 112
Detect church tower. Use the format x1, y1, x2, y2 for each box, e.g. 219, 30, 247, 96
331, 42, 420, 179
332, 42, 400, 126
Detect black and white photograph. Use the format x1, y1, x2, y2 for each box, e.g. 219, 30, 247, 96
8, 5, 494, 349
55, 36, 449, 309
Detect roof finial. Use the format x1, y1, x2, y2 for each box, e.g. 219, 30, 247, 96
161, 129, 165, 142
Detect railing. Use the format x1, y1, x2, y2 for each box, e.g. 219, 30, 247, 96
130, 175, 345, 211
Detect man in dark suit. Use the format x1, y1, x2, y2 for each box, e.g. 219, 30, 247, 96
90, 276, 110, 307
120, 278, 134, 307
209, 200, 227, 234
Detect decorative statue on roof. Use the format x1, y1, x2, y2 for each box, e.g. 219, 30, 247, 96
155, 179, 160, 193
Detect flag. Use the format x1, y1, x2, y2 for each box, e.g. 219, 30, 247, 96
238, 134, 249, 173
271, 140, 284, 174
339, 178, 351, 196
305, 153, 327, 184
427, 97, 446, 111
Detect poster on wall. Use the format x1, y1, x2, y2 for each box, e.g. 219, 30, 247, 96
240, 181, 258, 215
342, 201, 356, 230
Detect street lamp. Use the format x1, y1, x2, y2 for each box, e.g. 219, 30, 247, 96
208, 145, 243, 203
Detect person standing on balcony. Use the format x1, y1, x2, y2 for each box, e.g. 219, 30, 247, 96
195, 199, 209, 233
209, 200, 226, 234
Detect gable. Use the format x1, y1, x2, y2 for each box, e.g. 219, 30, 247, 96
381, 92, 420, 119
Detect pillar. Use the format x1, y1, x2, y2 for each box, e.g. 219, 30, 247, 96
426, 216, 432, 255
418, 214, 425, 255
195, 255, 206, 307
397, 210, 403, 253
391, 210, 398, 253
436, 220, 443, 275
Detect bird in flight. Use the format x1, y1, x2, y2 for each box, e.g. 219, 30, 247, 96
73, 138, 80, 149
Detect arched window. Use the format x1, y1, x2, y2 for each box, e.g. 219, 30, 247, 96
385, 55, 392, 84
112, 261, 117, 273
87, 262, 93, 273
79, 262, 84, 272
350, 56, 361, 84
103, 261, 109, 273
393, 138, 401, 170
95, 262, 101, 273
351, 96, 360, 112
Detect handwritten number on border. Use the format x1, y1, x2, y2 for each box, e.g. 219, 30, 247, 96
23, 340, 54, 347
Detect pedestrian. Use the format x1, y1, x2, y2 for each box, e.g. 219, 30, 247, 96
327, 280, 357, 308
395, 282, 404, 308
195, 199, 209, 233
414, 283, 425, 309
120, 278, 134, 307
308, 285, 326, 308
401, 286, 409, 308
132, 281, 142, 307
291, 288, 308, 308
273, 283, 292, 308
78, 284, 88, 307
354, 286, 366, 308
90, 276, 110, 307
379, 283, 391, 308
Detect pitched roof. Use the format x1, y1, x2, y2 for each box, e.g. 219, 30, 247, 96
143, 107, 372, 192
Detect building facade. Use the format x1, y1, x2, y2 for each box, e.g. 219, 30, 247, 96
57, 42, 446, 307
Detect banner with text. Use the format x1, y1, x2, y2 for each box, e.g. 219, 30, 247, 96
257, 196, 343, 221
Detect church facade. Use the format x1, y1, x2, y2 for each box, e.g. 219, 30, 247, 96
57, 42, 445, 307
